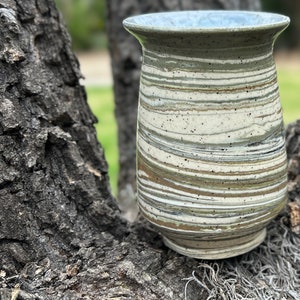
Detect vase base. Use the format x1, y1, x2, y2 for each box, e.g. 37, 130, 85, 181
163, 228, 266, 260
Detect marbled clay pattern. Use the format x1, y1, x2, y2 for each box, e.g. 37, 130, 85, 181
123, 11, 290, 259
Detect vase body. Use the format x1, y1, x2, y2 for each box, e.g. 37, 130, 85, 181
123, 11, 290, 259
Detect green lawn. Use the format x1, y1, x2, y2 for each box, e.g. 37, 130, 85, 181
87, 86, 119, 195
87, 68, 300, 196
277, 68, 300, 124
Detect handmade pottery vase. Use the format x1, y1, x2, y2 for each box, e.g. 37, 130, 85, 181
123, 11, 290, 259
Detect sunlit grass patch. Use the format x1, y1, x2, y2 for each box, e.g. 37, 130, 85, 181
87, 86, 118, 195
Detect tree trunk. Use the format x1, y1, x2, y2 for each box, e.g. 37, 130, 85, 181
283, 0, 300, 48
106, 0, 261, 214
1, 1, 300, 299
0, 0, 124, 297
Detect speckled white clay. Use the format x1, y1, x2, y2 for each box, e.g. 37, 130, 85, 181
123, 11, 290, 259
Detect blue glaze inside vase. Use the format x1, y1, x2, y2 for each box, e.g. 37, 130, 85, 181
123, 11, 290, 32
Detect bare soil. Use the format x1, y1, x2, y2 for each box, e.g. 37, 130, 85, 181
77, 50, 300, 87
275, 50, 300, 70
76, 51, 113, 86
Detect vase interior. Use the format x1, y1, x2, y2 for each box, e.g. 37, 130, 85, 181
123, 11, 289, 33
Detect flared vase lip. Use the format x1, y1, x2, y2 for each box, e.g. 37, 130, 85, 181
123, 10, 290, 34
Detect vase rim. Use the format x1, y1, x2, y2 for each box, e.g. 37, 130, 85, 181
123, 10, 290, 34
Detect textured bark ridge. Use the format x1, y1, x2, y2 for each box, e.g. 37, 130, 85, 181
0, 0, 118, 275
0, 0, 300, 299
286, 120, 300, 233
106, 0, 261, 209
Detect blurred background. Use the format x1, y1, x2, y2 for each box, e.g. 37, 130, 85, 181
55, 0, 300, 195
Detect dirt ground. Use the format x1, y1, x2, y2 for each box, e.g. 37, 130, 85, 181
275, 50, 300, 70
77, 50, 300, 87
76, 51, 113, 86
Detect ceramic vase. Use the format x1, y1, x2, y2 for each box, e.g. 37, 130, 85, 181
123, 11, 290, 259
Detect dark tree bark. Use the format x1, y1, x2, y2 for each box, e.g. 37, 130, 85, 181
282, 0, 300, 48
106, 0, 261, 213
1, 0, 300, 299
0, 0, 125, 297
